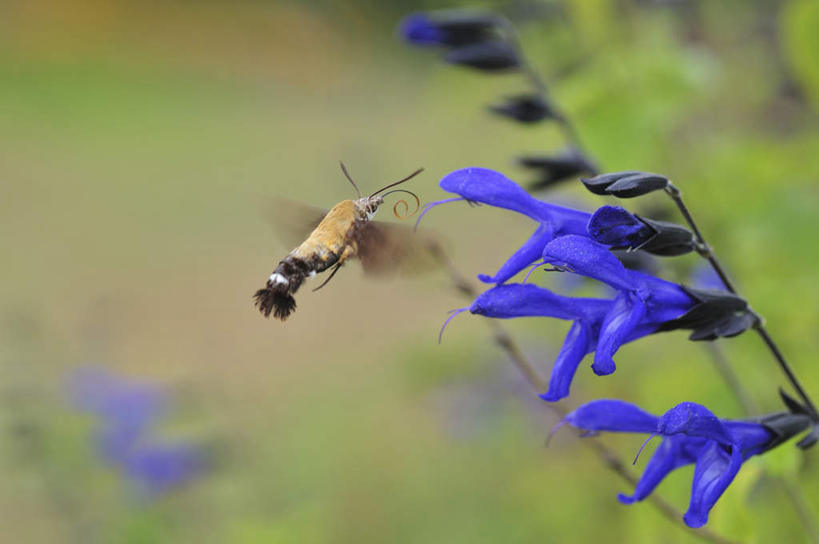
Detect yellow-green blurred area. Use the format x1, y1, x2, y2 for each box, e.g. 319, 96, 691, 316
2, 0, 819, 542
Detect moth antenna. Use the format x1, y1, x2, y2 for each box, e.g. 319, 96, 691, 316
370, 167, 424, 197
339, 161, 362, 199
381, 189, 421, 219
312, 263, 342, 292
438, 307, 468, 344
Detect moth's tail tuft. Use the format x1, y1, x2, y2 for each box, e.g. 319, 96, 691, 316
253, 286, 297, 321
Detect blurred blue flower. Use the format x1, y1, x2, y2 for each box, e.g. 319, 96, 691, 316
563, 400, 806, 528
124, 442, 203, 498
399, 11, 502, 48
400, 13, 446, 46
70, 367, 203, 499
69, 367, 166, 461
418, 168, 590, 285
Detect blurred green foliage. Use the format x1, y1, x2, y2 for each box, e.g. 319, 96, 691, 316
1, 0, 818, 542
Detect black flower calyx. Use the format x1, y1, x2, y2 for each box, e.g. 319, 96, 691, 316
489, 94, 556, 124
581, 171, 669, 198
774, 390, 819, 449
633, 216, 696, 256
656, 287, 756, 340
444, 41, 520, 71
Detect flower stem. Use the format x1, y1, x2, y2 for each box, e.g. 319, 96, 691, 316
664, 183, 819, 421
498, 17, 598, 174
429, 242, 738, 544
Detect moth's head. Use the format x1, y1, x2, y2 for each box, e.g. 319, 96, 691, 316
356, 196, 384, 221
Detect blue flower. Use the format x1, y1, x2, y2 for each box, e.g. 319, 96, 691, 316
70, 367, 204, 499
562, 400, 808, 528
465, 278, 693, 401
417, 168, 590, 285
541, 234, 753, 339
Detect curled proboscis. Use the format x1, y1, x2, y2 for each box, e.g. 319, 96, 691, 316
383, 189, 421, 220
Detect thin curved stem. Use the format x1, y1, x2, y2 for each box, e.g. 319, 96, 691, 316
497, 17, 598, 174
664, 184, 819, 421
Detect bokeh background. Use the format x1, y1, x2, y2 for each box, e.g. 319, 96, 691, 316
2, 0, 819, 542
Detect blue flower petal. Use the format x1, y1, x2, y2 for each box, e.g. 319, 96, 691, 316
540, 321, 592, 402
618, 435, 700, 504
592, 292, 646, 376
469, 283, 599, 321
683, 441, 743, 528
658, 402, 734, 446
565, 400, 660, 433
724, 422, 774, 455
588, 206, 653, 248
542, 235, 633, 291
440, 168, 549, 218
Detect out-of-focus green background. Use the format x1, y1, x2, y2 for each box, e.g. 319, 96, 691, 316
2, 0, 819, 542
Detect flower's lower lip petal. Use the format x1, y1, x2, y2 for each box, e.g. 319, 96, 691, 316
617, 493, 638, 504
684, 441, 743, 528
541, 321, 591, 401
592, 293, 646, 376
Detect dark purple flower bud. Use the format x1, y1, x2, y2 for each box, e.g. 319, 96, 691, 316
518, 149, 598, 190
489, 94, 556, 123
656, 287, 756, 340
588, 206, 695, 256
444, 41, 520, 71
399, 11, 503, 48
581, 171, 669, 198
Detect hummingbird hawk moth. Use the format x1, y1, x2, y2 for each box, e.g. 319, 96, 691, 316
254, 162, 436, 321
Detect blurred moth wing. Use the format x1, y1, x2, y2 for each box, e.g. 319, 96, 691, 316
356, 221, 440, 275
262, 197, 327, 250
